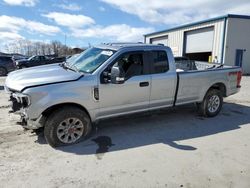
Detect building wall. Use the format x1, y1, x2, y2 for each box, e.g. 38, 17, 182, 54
145, 19, 225, 62
224, 18, 250, 74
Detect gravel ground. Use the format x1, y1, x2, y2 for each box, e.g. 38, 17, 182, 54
0, 76, 250, 188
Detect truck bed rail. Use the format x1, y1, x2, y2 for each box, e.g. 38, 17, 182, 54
175, 60, 223, 72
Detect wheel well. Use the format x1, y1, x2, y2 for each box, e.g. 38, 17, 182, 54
209, 83, 226, 97
20, 65, 27, 68
0, 66, 7, 74
42, 103, 92, 122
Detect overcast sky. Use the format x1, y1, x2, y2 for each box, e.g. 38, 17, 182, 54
0, 0, 250, 50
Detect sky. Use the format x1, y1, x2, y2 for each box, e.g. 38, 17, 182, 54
0, 0, 250, 51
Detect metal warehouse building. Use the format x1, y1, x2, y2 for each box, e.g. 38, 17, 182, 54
144, 14, 250, 74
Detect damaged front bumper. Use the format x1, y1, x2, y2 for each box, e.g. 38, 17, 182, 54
19, 114, 45, 130
7, 88, 45, 129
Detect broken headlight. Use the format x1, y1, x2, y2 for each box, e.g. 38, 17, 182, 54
12, 93, 31, 108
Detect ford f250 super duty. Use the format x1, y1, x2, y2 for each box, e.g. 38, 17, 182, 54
4, 43, 242, 147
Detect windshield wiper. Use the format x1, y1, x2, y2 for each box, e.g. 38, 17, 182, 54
60, 61, 79, 73
68, 63, 80, 73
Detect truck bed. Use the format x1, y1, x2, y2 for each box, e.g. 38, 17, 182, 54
174, 60, 241, 106
175, 60, 235, 72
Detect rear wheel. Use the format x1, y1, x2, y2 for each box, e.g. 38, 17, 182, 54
197, 89, 223, 117
44, 107, 92, 147
0, 67, 7, 76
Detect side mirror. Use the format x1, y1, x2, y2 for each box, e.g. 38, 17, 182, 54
111, 66, 125, 84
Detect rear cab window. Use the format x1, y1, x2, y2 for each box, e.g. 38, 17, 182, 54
150, 51, 169, 74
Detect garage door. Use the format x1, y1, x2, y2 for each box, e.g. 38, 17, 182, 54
150, 35, 168, 46
185, 27, 214, 53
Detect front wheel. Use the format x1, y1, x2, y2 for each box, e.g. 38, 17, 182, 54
197, 89, 223, 117
44, 107, 92, 147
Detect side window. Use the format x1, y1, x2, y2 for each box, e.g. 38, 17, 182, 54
151, 51, 169, 74
33, 56, 39, 61
2, 57, 11, 62
113, 52, 144, 79
7, 57, 12, 62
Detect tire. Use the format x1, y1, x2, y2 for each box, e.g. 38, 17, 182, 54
44, 107, 92, 147
0, 67, 7, 76
19, 65, 26, 69
197, 89, 223, 117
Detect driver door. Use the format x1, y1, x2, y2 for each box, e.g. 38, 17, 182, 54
97, 51, 151, 119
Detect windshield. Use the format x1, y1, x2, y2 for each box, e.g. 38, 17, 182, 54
66, 47, 115, 73
67, 54, 80, 65
28, 55, 35, 60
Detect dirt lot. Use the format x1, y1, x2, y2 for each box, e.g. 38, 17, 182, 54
0, 76, 250, 188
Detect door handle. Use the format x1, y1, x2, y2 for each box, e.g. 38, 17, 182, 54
139, 82, 149, 87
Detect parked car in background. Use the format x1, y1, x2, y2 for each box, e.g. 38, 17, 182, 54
12, 54, 28, 62
15, 55, 66, 69
0, 56, 16, 76
51, 56, 66, 63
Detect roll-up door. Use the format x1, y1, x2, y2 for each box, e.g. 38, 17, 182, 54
150, 35, 168, 46
185, 27, 214, 53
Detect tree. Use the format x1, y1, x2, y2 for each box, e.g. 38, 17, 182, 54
2, 39, 76, 57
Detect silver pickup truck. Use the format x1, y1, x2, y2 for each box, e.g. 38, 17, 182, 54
5, 43, 242, 147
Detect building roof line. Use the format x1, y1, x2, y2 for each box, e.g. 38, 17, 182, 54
144, 14, 250, 37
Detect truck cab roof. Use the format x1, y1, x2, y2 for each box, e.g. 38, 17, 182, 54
96, 43, 170, 51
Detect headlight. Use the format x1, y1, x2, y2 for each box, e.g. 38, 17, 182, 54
12, 93, 31, 107
15, 61, 19, 66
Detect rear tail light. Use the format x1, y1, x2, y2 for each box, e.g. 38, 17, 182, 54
237, 70, 242, 88
228, 70, 242, 88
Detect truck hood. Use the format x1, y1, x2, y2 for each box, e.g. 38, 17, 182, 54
5, 64, 82, 92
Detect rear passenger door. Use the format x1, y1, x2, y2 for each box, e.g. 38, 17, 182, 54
149, 50, 177, 109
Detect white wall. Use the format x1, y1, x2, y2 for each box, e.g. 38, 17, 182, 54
224, 18, 250, 74
145, 20, 225, 62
